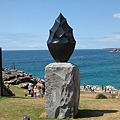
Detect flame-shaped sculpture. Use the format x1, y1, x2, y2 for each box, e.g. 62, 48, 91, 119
47, 13, 76, 62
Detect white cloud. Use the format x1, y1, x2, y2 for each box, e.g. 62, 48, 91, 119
75, 33, 120, 49
1, 32, 120, 50
0, 32, 48, 50
76, 34, 120, 42
113, 13, 120, 18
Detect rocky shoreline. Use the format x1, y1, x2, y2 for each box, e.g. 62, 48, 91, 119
3, 69, 37, 88
2, 69, 119, 97
2, 69, 45, 96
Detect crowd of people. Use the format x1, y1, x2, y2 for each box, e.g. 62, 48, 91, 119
27, 80, 45, 98
83, 84, 116, 94
83, 84, 97, 92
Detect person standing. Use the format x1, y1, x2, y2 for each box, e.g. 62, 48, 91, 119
31, 89, 34, 97
41, 82, 45, 97
33, 86, 37, 97
104, 86, 106, 92
28, 84, 32, 95
102, 85, 104, 92
36, 87, 40, 98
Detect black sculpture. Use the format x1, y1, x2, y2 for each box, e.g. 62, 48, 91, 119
47, 13, 76, 62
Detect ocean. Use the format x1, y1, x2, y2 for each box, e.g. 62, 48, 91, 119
2, 49, 120, 89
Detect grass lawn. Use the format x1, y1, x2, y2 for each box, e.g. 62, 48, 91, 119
0, 85, 120, 120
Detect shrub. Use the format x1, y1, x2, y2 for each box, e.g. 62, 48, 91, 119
96, 94, 108, 99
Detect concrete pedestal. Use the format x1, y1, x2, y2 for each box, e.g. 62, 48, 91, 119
45, 63, 80, 118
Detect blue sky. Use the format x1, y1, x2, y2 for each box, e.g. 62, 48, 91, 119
0, 0, 120, 50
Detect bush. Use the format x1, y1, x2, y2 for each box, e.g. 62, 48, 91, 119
96, 94, 108, 99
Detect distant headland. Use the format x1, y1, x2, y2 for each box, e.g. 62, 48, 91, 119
103, 48, 120, 52
112, 48, 120, 52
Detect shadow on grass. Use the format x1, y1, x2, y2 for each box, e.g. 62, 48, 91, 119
10, 96, 32, 99
2, 96, 36, 99
75, 109, 118, 118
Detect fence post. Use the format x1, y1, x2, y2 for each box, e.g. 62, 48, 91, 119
0, 48, 3, 96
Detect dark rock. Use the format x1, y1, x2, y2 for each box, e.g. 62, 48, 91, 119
3, 70, 36, 87
3, 85, 15, 96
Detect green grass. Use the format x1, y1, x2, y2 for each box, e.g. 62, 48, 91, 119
10, 85, 28, 97
0, 86, 120, 120
0, 85, 45, 120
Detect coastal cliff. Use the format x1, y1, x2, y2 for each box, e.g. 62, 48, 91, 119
113, 48, 120, 52
103, 48, 120, 52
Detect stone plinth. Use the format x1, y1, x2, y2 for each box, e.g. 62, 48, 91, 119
45, 63, 80, 118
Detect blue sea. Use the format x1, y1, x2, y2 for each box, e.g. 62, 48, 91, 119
2, 49, 120, 89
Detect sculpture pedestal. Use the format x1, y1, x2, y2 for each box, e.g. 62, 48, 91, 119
45, 63, 80, 118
